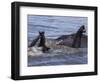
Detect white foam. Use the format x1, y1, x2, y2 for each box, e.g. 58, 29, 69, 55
28, 47, 43, 56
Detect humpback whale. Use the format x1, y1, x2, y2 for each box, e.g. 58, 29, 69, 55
56, 25, 87, 48
72, 25, 86, 48
29, 31, 50, 53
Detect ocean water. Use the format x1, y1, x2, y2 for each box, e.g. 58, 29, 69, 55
28, 52, 87, 66
28, 15, 88, 41
28, 15, 88, 66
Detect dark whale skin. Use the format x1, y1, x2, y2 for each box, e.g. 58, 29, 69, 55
56, 34, 87, 48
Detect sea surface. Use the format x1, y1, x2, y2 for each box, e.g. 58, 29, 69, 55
28, 15, 88, 66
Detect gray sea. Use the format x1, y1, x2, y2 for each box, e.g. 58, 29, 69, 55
28, 15, 88, 66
